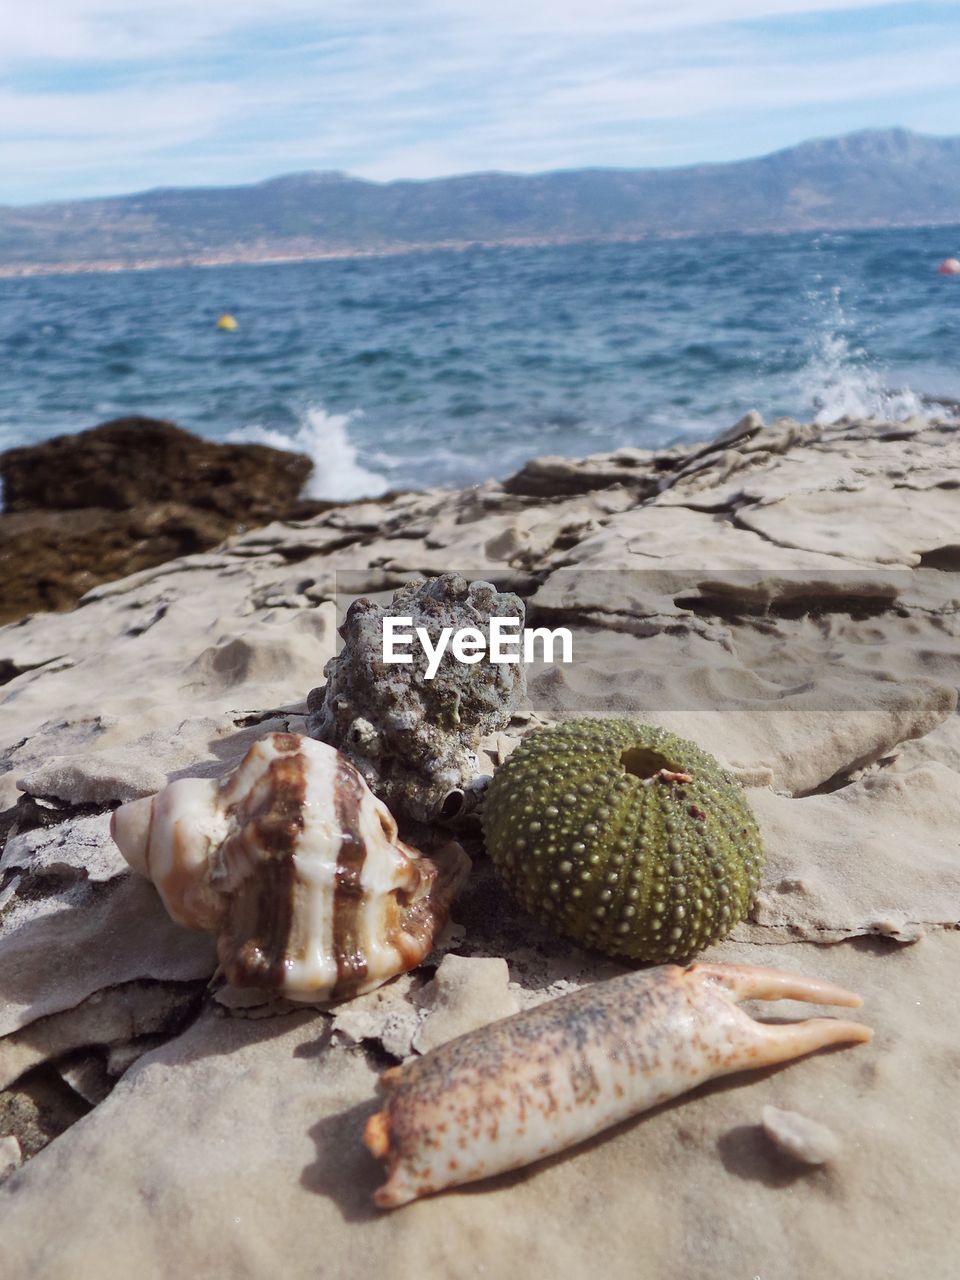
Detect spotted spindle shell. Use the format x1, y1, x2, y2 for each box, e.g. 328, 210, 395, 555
482, 719, 763, 961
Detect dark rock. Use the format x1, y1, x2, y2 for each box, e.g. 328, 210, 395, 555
0, 504, 225, 621
0, 416, 311, 521
0, 418, 334, 625
0, 1066, 92, 1160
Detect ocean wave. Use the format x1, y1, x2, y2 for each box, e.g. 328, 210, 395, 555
803, 329, 927, 423
228, 405, 390, 502
5, 234, 959, 495
796, 287, 930, 424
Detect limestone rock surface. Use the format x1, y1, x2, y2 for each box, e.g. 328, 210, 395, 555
1, 412, 959, 1278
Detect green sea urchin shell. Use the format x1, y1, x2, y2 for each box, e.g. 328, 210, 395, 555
482, 719, 763, 962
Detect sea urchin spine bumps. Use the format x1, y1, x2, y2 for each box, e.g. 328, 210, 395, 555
482, 719, 763, 962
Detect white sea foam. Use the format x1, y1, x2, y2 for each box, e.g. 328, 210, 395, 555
229, 405, 390, 502
797, 287, 929, 425
804, 329, 927, 424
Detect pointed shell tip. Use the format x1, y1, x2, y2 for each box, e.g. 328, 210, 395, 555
111, 794, 155, 878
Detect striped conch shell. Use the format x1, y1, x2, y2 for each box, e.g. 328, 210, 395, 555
110, 732, 470, 1002
364, 962, 872, 1207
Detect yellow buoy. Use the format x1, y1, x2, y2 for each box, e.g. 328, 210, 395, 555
216, 313, 238, 331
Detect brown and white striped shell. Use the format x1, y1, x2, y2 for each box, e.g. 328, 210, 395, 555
110, 732, 470, 1002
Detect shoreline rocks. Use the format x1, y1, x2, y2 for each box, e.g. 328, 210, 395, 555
0, 409, 959, 1278
0, 417, 335, 624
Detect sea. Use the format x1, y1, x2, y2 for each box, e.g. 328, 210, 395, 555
1, 225, 959, 502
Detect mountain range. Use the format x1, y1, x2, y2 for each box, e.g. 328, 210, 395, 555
3, 128, 959, 274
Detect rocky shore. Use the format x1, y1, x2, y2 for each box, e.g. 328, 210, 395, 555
0, 417, 336, 625
1, 411, 958, 1278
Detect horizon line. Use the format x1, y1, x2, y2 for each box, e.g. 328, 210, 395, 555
4, 123, 954, 212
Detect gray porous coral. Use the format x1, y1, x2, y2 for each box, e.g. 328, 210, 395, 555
307, 574, 528, 824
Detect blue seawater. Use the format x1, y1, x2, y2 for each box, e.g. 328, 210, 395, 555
1, 227, 958, 501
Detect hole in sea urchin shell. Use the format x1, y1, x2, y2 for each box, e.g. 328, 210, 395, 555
619, 747, 676, 779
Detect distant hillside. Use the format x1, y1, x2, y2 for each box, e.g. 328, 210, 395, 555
3, 128, 960, 274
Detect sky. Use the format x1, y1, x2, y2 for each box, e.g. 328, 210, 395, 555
2, 1, 959, 205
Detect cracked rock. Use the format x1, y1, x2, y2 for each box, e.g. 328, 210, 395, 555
0, 980, 203, 1091
0, 1134, 22, 1180
412, 954, 520, 1054
1, 413, 959, 1277
17, 757, 167, 805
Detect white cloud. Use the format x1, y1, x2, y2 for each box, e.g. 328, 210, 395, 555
0, 1, 322, 63
1, 0, 950, 63
0, 82, 240, 139
528, 46, 960, 123
1, 1, 958, 201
